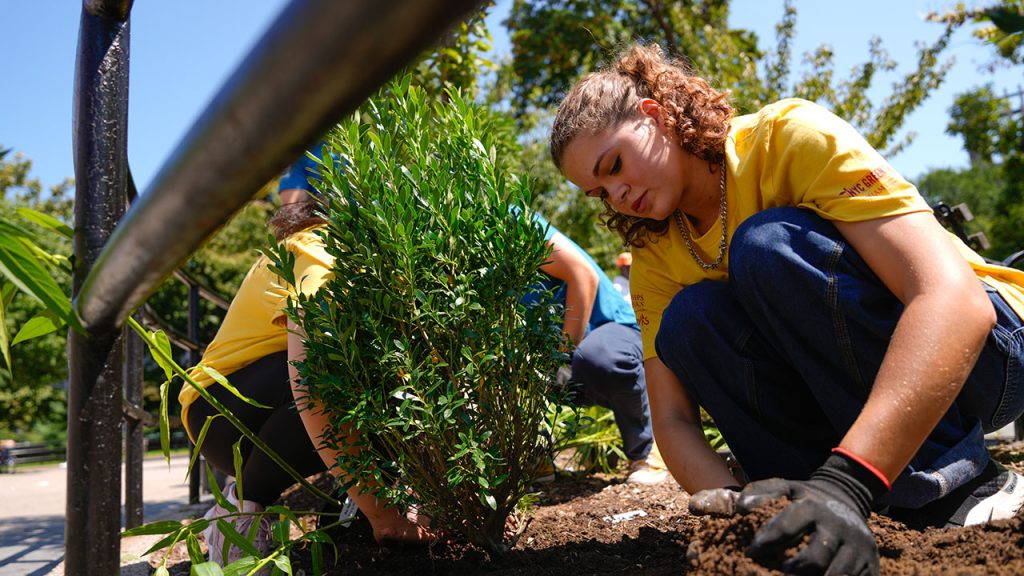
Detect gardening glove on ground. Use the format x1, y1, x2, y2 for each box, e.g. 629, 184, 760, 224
554, 365, 573, 391
739, 451, 887, 576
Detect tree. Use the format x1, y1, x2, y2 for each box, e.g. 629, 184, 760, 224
928, 1, 1024, 70
0, 147, 73, 441
915, 162, 1004, 252
506, 0, 954, 154
928, 2, 1024, 261
499, 0, 957, 262
922, 86, 1024, 260
947, 85, 1016, 165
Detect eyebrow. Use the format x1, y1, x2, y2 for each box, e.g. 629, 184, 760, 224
592, 147, 611, 178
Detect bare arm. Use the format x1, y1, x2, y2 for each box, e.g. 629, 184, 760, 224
834, 212, 995, 481
645, 356, 738, 492
540, 232, 599, 346
287, 320, 434, 542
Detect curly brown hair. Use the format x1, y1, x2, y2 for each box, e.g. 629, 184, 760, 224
550, 43, 734, 247
268, 198, 326, 241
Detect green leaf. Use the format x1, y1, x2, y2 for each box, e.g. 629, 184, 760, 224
15, 207, 74, 239
0, 224, 74, 328
480, 491, 496, 510
311, 539, 323, 576
273, 555, 293, 575
142, 530, 185, 557
1, 283, 15, 308
233, 439, 245, 504
187, 415, 220, 480
186, 533, 205, 566
272, 519, 290, 545
120, 520, 184, 537
221, 556, 258, 576
190, 561, 225, 576
159, 380, 170, 464
988, 7, 1024, 35
264, 506, 300, 532
145, 329, 175, 381
188, 519, 211, 535
10, 312, 62, 346
0, 283, 14, 372
207, 463, 237, 513
200, 365, 271, 409
215, 519, 261, 558
302, 529, 336, 549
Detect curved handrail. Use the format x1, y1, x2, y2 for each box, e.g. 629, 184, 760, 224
128, 165, 232, 312
75, 0, 485, 332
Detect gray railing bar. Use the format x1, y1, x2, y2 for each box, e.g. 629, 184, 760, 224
123, 317, 146, 529
67, 0, 131, 573
74, 0, 486, 332
129, 167, 232, 312
122, 397, 157, 428
173, 269, 231, 311
139, 305, 203, 354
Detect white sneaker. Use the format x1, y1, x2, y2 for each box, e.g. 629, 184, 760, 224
202, 481, 274, 574
958, 467, 1024, 526
532, 457, 556, 484
626, 444, 670, 485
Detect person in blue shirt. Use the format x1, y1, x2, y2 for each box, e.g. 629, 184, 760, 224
276, 140, 328, 205
528, 211, 667, 484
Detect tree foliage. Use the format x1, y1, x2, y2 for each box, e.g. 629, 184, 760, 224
0, 147, 73, 441
947, 85, 1017, 165
928, 1, 1024, 70
925, 2, 1024, 262
506, 0, 954, 154
500, 0, 957, 263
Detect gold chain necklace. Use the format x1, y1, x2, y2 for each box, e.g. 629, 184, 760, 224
674, 159, 728, 270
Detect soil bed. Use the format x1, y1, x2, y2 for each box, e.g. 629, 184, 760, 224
159, 443, 1024, 575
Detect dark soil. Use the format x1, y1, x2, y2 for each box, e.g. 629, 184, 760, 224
159, 442, 1024, 575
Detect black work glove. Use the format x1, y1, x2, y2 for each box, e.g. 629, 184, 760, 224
690, 452, 887, 576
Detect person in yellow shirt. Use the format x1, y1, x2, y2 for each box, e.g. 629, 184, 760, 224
181, 144, 434, 570
550, 43, 1024, 575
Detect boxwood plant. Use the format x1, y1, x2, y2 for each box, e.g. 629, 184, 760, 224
270, 78, 569, 554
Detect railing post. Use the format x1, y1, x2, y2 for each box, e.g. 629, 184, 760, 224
68, 1, 132, 573
123, 311, 145, 529
188, 283, 201, 504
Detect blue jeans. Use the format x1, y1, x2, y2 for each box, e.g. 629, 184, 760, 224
572, 322, 654, 461
655, 207, 1024, 509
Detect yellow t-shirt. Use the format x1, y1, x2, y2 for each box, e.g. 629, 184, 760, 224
178, 226, 333, 434
632, 98, 1024, 360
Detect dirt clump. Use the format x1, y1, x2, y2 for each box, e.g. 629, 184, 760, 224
684, 499, 791, 576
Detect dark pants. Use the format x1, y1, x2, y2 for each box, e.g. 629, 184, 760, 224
572, 322, 653, 461
187, 351, 326, 506
655, 207, 1024, 509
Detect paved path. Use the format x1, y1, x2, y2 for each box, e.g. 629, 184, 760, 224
0, 455, 200, 576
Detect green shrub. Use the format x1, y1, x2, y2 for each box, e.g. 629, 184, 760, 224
272, 78, 569, 554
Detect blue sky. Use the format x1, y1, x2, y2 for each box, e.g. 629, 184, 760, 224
1, 1, 1019, 195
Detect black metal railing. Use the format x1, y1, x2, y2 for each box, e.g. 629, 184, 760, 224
120, 169, 233, 523
69, 0, 485, 573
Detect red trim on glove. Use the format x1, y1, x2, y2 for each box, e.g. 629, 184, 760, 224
832, 446, 891, 490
